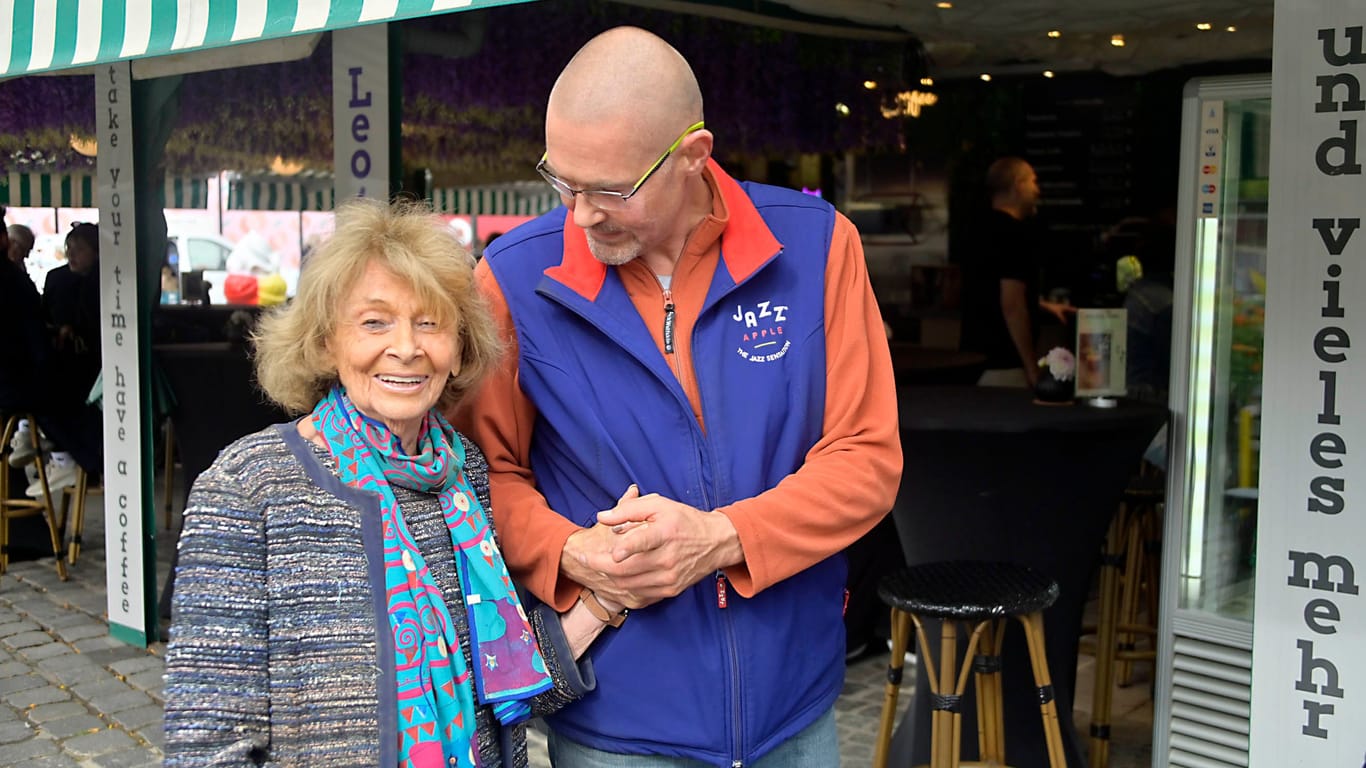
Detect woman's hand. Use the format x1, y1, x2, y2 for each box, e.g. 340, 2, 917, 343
559, 590, 627, 659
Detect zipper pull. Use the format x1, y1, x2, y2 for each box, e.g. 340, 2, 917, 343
662, 288, 676, 354
716, 572, 728, 609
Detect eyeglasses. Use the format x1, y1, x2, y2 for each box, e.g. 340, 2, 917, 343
536, 121, 705, 210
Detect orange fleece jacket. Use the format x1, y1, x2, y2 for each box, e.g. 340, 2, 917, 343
453, 167, 903, 611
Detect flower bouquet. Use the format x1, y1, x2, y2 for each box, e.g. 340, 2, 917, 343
1034, 347, 1076, 404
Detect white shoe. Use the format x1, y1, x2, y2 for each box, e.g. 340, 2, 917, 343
7, 425, 54, 468
7, 421, 37, 467
26, 454, 80, 498
888, 639, 917, 666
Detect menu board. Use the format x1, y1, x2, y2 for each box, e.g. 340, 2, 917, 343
1023, 81, 1141, 262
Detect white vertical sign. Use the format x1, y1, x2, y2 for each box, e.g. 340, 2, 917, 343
1252, 5, 1366, 766
1197, 100, 1224, 219
332, 24, 390, 203
96, 61, 148, 644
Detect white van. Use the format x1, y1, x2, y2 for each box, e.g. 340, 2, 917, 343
166, 232, 241, 305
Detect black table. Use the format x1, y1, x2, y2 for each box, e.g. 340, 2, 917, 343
887, 386, 1167, 768
155, 342, 291, 500
889, 343, 987, 386
154, 342, 291, 626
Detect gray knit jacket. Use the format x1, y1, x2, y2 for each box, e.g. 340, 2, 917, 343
163, 423, 594, 767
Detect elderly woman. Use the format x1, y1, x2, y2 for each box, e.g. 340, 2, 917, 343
164, 199, 620, 767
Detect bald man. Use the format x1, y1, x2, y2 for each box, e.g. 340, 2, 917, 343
959, 157, 1073, 386
452, 27, 900, 766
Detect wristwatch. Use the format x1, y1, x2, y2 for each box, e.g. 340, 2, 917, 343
579, 587, 629, 628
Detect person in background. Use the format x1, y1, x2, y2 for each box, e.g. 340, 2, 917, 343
1123, 213, 1177, 405
21, 222, 103, 494
453, 26, 901, 767
476, 231, 504, 261
163, 198, 604, 767
3, 210, 50, 486
959, 157, 1073, 387
41, 222, 100, 351
1, 208, 47, 422
7, 222, 35, 292
1123, 212, 1177, 470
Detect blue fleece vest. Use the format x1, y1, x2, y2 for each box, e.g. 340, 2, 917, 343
485, 182, 845, 765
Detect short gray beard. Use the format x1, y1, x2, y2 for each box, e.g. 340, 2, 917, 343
586, 234, 640, 266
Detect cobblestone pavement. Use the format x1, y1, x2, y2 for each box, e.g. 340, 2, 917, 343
2, 481, 1149, 767
1, 487, 172, 768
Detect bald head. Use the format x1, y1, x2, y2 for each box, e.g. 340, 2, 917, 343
985, 156, 1040, 218
985, 157, 1031, 198
549, 27, 703, 146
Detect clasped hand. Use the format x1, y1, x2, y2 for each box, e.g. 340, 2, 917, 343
563, 485, 741, 610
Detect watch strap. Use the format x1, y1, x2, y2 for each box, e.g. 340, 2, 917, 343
579, 587, 628, 628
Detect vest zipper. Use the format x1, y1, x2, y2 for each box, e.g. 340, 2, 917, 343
718, 570, 744, 766
662, 287, 676, 354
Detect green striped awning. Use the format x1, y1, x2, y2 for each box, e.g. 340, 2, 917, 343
228, 176, 335, 211
225, 176, 559, 214
0, 172, 93, 207
431, 183, 560, 216
2, 0, 531, 78
166, 176, 211, 208
0, 172, 209, 208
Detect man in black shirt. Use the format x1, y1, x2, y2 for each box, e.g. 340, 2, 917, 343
959, 157, 1069, 386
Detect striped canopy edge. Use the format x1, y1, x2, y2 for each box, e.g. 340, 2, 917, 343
430, 182, 560, 216
1, 0, 530, 79
0, 172, 209, 208
225, 177, 559, 215
227, 177, 336, 211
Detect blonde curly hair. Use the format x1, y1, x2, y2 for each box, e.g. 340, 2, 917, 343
252, 197, 502, 415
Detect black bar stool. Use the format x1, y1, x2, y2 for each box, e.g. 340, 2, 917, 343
873, 560, 1065, 768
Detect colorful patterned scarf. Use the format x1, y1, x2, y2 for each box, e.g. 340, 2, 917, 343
312, 388, 553, 768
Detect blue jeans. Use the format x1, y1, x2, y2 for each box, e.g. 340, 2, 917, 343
546, 707, 839, 767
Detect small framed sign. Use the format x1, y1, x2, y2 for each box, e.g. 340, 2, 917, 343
1075, 308, 1128, 399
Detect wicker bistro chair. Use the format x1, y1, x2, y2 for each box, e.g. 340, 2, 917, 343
873, 560, 1065, 768
1084, 473, 1164, 768
0, 413, 70, 581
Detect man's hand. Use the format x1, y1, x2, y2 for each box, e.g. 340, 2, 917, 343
560, 486, 650, 607
595, 492, 744, 605
1040, 299, 1077, 325
558, 486, 745, 610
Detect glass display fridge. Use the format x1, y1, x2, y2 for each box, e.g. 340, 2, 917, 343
1153, 73, 1270, 768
